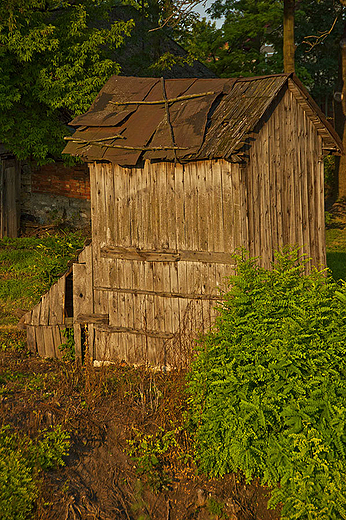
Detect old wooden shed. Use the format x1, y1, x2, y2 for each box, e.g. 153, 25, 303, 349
23, 73, 342, 367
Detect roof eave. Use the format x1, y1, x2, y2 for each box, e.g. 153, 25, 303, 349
289, 73, 343, 155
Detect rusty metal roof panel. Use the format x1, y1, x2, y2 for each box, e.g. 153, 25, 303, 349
70, 76, 160, 127
63, 73, 342, 165
146, 79, 232, 162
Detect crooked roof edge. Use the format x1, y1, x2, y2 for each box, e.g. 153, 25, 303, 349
288, 73, 342, 154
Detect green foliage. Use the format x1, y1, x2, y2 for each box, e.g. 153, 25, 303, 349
0, 330, 27, 352
0, 424, 70, 520
0, 0, 134, 162
206, 497, 227, 518
188, 248, 346, 520
0, 232, 84, 324
127, 427, 178, 492
59, 328, 75, 362
32, 426, 70, 470
183, 0, 342, 102
325, 155, 336, 200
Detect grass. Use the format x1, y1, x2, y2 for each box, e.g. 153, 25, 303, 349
325, 213, 346, 281
0, 232, 85, 325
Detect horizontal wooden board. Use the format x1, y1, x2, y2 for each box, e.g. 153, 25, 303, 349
76, 313, 109, 324
101, 246, 236, 265
94, 324, 174, 339
94, 286, 222, 300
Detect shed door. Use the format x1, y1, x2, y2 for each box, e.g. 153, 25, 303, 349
0, 158, 21, 238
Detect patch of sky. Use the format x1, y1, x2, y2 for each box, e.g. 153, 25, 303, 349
191, 0, 225, 28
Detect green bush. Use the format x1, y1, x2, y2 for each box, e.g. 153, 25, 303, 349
0, 425, 70, 520
188, 249, 346, 520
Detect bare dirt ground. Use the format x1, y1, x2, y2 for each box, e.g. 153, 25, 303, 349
0, 329, 279, 520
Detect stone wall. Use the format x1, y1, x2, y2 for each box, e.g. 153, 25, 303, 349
21, 161, 91, 228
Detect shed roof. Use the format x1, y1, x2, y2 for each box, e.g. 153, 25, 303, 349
63, 73, 342, 166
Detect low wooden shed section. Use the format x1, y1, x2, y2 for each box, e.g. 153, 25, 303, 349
23, 73, 342, 367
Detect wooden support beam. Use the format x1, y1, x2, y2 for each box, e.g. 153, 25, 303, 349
94, 324, 174, 340
100, 246, 235, 265
94, 286, 222, 301
75, 313, 109, 325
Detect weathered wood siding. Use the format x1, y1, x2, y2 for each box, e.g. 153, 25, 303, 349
244, 86, 325, 268
0, 158, 21, 238
24, 83, 328, 366
89, 159, 245, 366
24, 244, 93, 359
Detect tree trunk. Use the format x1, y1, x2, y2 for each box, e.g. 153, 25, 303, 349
283, 0, 295, 73
334, 11, 346, 199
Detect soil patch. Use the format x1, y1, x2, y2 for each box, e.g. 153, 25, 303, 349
0, 338, 279, 520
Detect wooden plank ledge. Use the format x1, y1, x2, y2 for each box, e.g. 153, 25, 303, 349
100, 246, 235, 264
94, 324, 174, 339
94, 286, 223, 300
75, 313, 109, 325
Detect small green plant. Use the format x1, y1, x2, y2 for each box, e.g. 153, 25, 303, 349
59, 328, 75, 362
206, 497, 226, 518
0, 330, 27, 352
189, 248, 346, 520
0, 424, 70, 520
127, 428, 178, 492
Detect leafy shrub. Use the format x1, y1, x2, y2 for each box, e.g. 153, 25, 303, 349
188, 248, 346, 520
127, 428, 178, 492
0, 425, 70, 519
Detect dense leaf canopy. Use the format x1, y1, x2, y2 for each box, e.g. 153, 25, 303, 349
182, 0, 344, 102
0, 0, 134, 161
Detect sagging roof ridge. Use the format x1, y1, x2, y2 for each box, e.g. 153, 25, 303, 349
63, 73, 342, 165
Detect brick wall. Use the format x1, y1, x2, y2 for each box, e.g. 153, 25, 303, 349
32, 163, 90, 200
21, 161, 91, 228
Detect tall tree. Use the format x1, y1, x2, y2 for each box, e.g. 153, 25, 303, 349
0, 0, 134, 162
283, 0, 295, 72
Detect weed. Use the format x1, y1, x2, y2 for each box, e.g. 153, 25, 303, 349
206, 497, 226, 518
0, 330, 27, 352
0, 424, 70, 520
127, 427, 178, 492
59, 328, 75, 362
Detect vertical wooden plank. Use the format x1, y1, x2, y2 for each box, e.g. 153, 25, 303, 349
239, 164, 249, 251
306, 114, 316, 265
169, 263, 180, 334
263, 119, 273, 268
31, 301, 42, 326
293, 95, 304, 256
35, 327, 45, 357
150, 163, 160, 250
48, 276, 65, 326
104, 162, 115, 244
40, 293, 50, 326
274, 100, 284, 252
26, 326, 37, 353
43, 327, 55, 358
212, 160, 224, 252
52, 325, 63, 360
158, 163, 169, 249
166, 162, 177, 250
221, 160, 234, 254
315, 134, 325, 267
